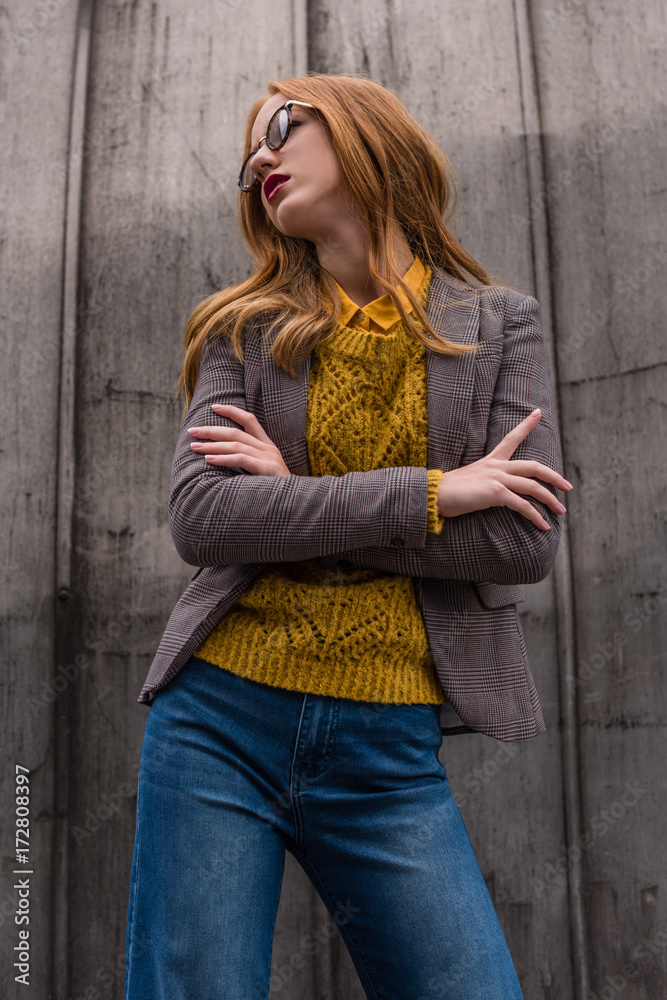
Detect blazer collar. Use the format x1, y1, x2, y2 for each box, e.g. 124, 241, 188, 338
261, 266, 481, 476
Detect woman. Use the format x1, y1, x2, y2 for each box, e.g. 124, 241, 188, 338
125, 73, 570, 999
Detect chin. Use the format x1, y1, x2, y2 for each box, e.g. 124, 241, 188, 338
270, 209, 317, 242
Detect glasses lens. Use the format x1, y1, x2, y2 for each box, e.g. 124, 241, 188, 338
239, 155, 257, 191
268, 107, 290, 148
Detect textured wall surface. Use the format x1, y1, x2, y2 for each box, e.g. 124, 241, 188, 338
1, 1, 665, 997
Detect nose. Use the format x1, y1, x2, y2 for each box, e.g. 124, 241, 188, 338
250, 144, 281, 183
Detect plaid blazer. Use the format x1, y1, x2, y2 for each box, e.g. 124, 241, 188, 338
137, 266, 564, 742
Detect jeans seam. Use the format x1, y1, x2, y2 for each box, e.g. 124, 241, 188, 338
124, 757, 143, 997
291, 847, 385, 1000
261, 854, 287, 1000
289, 694, 309, 852
324, 697, 339, 763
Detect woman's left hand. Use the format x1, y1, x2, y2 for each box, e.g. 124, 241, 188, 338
187, 403, 291, 477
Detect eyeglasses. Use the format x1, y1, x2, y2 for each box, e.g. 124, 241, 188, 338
238, 100, 315, 192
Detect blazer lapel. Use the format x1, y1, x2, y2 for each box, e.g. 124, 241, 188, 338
259, 265, 481, 476
424, 267, 481, 473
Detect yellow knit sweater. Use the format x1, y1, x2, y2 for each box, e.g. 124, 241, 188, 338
194, 255, 449, 705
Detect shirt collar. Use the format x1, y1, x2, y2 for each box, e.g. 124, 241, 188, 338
327, 255, 427, 332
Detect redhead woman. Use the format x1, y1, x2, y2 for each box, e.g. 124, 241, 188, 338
124, 73, 571, 1000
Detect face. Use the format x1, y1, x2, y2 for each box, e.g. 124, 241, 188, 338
246, 92, 356, 243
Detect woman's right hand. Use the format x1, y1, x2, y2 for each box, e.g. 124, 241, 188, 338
436, 408, 573, 530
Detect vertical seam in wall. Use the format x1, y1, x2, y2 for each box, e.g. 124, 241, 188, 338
512, 1, 589, 997
52, 1, 94, 997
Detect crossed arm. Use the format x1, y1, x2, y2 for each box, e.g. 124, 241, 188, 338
169, 293, 565, 585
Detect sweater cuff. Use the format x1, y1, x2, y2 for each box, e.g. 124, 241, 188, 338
426, 469, 446, 534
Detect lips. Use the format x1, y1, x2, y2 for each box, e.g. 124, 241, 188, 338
264, 173, 290, 201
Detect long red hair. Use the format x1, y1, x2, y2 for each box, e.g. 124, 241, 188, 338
177, 73, 509, 413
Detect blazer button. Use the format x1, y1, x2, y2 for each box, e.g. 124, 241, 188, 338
337, 558, 354, 571
390, 537, 405, 547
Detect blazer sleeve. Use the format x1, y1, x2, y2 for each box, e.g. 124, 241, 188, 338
170, 292, 564, 584
168, 333, 433, 567
332, 292, 566, 585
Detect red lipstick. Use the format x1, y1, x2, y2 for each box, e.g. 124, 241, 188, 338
264, 174, 290, 201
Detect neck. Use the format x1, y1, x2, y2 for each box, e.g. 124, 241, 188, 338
313, 218, 414, 309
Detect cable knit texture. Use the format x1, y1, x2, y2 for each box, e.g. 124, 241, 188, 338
194, 255, 448, 705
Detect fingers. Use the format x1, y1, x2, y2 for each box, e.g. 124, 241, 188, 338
188, 403, 275, 450
498, 472, 566, 516
201, 450, 286, 476
210, 402, 274, 443
188, 433, 290, 476
201, 451, 258, 470
189, 440, 280, 469
187, 424, 274, 453
487, 456, 571, 492
188, 406, 290, 477
503, 458, 573, 492
506, 459, 572, 491
490, 408, 543, 460
495, 484, 553, 530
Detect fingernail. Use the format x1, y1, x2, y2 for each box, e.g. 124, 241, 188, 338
188, 427, 200, 434
563, 480, 573, 489
530, 408, 541, 417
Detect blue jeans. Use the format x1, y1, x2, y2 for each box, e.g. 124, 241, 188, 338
124, 655, 524, 999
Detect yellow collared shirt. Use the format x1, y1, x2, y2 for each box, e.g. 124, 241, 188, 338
332, 254, 428, 333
